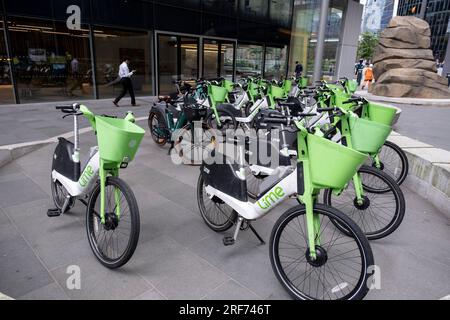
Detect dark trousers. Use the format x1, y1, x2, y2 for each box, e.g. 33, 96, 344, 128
114, 77, 136, 105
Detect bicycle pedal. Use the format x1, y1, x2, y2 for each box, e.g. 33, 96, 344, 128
47, 208, 61, 217
223, 236, 235, 246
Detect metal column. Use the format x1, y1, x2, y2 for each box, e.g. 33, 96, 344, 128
313, 0, 330, 82
419, 0, 428, 20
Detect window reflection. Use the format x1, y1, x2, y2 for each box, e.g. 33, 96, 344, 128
8, 17, 93, 103
289, 0, 343, 80
158, 35, 178, 94
0, 20, 14, 104
220, 42, 235, 80
94, 27, 153, 99
203, 0, 237, 15
240, 0, 268, 20
265, 46, 287, 80
158, 35, 199, 95
270, 0, 292, 27
236, 44, 263, 78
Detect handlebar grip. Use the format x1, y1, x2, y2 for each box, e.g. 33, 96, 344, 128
316, 107, 336, 112
261, 117, 289, 125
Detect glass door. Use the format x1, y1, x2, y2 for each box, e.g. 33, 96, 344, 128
202, 38, 235, 81
157, 34, 199, 95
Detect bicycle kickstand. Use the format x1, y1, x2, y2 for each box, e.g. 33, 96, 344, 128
248, 223, 265, 245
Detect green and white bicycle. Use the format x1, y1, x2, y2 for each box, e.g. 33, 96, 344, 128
48, 103, 145, 268
197, 113, 374, 300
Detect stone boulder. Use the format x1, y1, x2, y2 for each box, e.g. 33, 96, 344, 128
370, 16, 450, 99
373, 59, 437, 79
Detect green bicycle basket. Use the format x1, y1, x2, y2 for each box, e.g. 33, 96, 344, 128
282, 80, 292, 95
349, 116, 392, 154
223, 79, 234, 93
307, 134, 367, 190
248, 82, 259, 98
96, 116, 145, 164
269, 85, 285, 99
346, 80, 358, 93
362, 102, 397, 127
209, 85, 228, 104
300, 77, 308, 88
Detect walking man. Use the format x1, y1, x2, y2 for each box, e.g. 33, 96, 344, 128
113, 57, 138, 107
355, 59, 365, 87
295, 61, 303, 79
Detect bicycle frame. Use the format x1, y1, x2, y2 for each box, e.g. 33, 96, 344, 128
52, 105, 136, 224
204, 125, 326, 259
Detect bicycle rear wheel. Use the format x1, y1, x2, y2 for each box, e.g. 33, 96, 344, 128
86, 177, 140, 269
197, 174, 237, 232
368, 141, 409, 186
270, 204, 374, 300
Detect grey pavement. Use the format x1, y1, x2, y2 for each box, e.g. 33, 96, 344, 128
0, 129, 449, 300
0, 97, 156, 147
391, 103, 450, 151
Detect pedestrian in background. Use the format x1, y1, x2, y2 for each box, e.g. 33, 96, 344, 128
113, 57, 138, 107
295, 61, 303, 79
355, 59, 365, 87
361, 63, 374, 91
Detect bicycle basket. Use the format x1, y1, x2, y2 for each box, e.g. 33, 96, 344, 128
223, 79, 234, 93
300, 77, 308, 88
248, 82, 259, 98
346, 80, 358, 93
182, 105, 208, 122
209, 85, 228, 104
269, 85, 285, 99
349, 116, 392, 154
96, 116, 145, 164
362, 102, 397, 127
307, 133, 367, 190
282, 80, 292, 95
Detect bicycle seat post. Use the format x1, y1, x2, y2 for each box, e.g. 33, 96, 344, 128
73, 105, 80, 164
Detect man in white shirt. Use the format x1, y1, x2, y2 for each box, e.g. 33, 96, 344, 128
113, 57, 138, 107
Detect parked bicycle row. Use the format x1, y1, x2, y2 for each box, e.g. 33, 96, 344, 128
47, 75, 409, 300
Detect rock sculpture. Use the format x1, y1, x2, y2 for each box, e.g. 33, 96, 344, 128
370, 16, 450, 99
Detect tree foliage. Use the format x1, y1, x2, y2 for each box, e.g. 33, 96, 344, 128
357, 32, 379, 61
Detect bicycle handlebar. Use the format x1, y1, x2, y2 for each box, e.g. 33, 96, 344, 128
342, 97, 363, 104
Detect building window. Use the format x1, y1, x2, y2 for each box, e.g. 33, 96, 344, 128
94, 27, 153, 99
0, 20, 14, 104
8, 17, 93, 103
239, 0, 269, 20
203, 0, 237, 16
157, 34, 199, 95
236, 43, 263, 78
270, 0, 293, 27
264, 46, 287, 80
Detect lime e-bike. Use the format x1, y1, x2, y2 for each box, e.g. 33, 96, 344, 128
48, 103, 145, 268
197, 112, 374, 300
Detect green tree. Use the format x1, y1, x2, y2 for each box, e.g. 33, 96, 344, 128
357, 32, 379, 61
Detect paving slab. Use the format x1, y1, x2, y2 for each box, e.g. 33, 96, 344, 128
0, 123, 449, 300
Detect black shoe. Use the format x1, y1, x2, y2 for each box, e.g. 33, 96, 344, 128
113, 101, 119, 107
132, 103, 140, 107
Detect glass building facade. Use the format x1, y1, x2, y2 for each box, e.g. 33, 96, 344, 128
0, 0, 362, 104
289, 0, 346, 81
398, 0, 450, 61
0, 0, 293, 103
361, 0, 395, 34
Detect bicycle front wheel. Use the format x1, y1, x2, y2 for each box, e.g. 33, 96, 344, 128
270, 204, 374, 300
323, 165, 405, 240
86, 177, 140, 269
